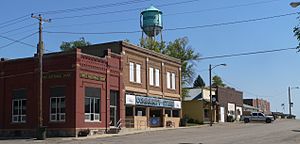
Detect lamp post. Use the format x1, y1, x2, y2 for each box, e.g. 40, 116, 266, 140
209, 64, 226, 126
290, 2, 300, 8
288, 86, 299, 117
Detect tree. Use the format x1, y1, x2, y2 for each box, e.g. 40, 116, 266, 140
293, 20, 300, 52
193, 75, 205, 88
139, 37, 166, 53
141, 37, 200, 97
60, 37, 91, 51
212, 75, 226, 87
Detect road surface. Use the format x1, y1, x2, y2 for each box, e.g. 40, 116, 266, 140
1, 119, 300, 144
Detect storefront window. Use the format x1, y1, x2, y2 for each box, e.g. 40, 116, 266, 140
165, 109, 172, 117
204, 109, 209, 118
172, 110, 180, 117
50, 86, 66, 122
84, 87, 101, 122
136, 107, 146, 116
12, 89, 27, 123
126, 106, 133, 116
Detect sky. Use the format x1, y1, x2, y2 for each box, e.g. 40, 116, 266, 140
1, 0, 300, 118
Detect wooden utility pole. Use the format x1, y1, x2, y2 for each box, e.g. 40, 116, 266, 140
31, 14, 50, 140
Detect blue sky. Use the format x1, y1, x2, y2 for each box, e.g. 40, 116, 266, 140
1, 0, 300, 117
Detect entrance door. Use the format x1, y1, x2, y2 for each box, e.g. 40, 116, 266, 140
220, 107, 225, 122
110, 90, 119, 127
110, 106, 117, 126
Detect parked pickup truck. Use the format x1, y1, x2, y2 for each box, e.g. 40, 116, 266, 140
242, 112, 274, 123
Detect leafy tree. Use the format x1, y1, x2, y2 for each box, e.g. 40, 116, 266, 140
193, 75, 205, 88
294, 24, 300, 52
60, 37, 91, 51
139, 37, 166, 53
212, 75, 226, 87
141, 37, 200, 97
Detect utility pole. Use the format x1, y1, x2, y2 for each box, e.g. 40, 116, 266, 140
288, 86, 291, 117
209, 64, 212, 126
31, 14, 50, 140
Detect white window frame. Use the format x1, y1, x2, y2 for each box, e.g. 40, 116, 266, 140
12, 99, 26, 123
149, 67, 154, 86
167, 72, 171, 89
129, 62, 134, 82
50, 97, 66, 122
155, 69, 160, 87
171, 73, 176, 90
136, 64, 141, 83
85, 97, 100, 122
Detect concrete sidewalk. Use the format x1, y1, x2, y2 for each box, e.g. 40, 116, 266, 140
60, 124, 210, 141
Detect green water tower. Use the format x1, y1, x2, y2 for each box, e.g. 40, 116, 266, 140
140, 6, 163, 39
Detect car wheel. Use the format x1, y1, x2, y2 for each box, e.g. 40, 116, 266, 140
244, 118, 249, 123
266, 118, 271, 123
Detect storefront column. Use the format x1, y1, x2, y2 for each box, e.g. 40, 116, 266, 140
146, 107, 150, 127
162, 108, 166, 127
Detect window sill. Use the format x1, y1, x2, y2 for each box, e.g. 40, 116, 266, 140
84, 120, 101, 123
129, 81, 142, 85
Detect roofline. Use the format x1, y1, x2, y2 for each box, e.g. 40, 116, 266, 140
121, 41, 181, 65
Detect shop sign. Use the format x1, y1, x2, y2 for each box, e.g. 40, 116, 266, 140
174, 101, 182, 109
135, 96, 175, 108
125, 94, 136, 105
80, 73, 105, 81
43, 73, 71, 79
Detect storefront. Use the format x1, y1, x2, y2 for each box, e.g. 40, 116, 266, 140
125, 94, 181, 128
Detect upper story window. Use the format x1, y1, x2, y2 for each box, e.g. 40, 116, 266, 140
129, 62, 141, 83
149, 67, 160, 87
166, 72, 176, 90
12, 89, 27, 123
50, 86, 66, 122
85, 87, 101, 122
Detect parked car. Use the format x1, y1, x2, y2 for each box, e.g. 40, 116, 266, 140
241, 112, 274, 123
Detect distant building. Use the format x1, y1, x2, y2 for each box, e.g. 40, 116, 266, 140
243, 98, 271, 114
182, 87, 217, 124
215, 87, 243, 122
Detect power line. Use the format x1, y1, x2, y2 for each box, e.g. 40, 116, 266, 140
166, 0, 281, 16
44, 12, 298, 35
198, 47, 296, 60
51, 0, 201, 20
0, 14, 29, 26
0, 17, 30, 30
1, 23, 37, 34
37, 0, 152, 15
0, 32, 37, 49
45, 0, 281, 29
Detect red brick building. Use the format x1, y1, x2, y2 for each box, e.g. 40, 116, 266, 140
0, 48, 123, 137
0, 41, 182, 137
243, 98, 271, 114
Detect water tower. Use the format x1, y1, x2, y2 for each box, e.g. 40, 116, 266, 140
140, 6, 163, 43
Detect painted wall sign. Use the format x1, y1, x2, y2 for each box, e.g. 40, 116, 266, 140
43, 73, 71, 79
80, 73, 106, 81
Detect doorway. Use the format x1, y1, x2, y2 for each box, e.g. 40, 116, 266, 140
110, 90, 119, 127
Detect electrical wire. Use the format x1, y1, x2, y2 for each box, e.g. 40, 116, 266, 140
0, 32, 37, 49
45, 0, 282, 29
0, 17, 30, 30
198, 47, 296, 60
1, 23, 37, 34
51, 0, 201, 20
36, 0, 153, 15
0, 14, 29, 26
44, 12, 298, 35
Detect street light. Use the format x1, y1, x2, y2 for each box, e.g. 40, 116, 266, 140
290, 2, 300, 8
288, 86, 299, 117
209, 64, 226, 126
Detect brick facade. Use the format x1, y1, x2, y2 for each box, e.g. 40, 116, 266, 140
216, 87, 243, 122
243, 98, 271, 114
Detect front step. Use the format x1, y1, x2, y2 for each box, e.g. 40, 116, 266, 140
106, 127, 121, 134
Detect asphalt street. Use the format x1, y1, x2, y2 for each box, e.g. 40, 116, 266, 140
1, 119, 299, 144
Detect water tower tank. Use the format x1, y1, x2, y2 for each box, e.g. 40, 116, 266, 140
140, 6, 163, 37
